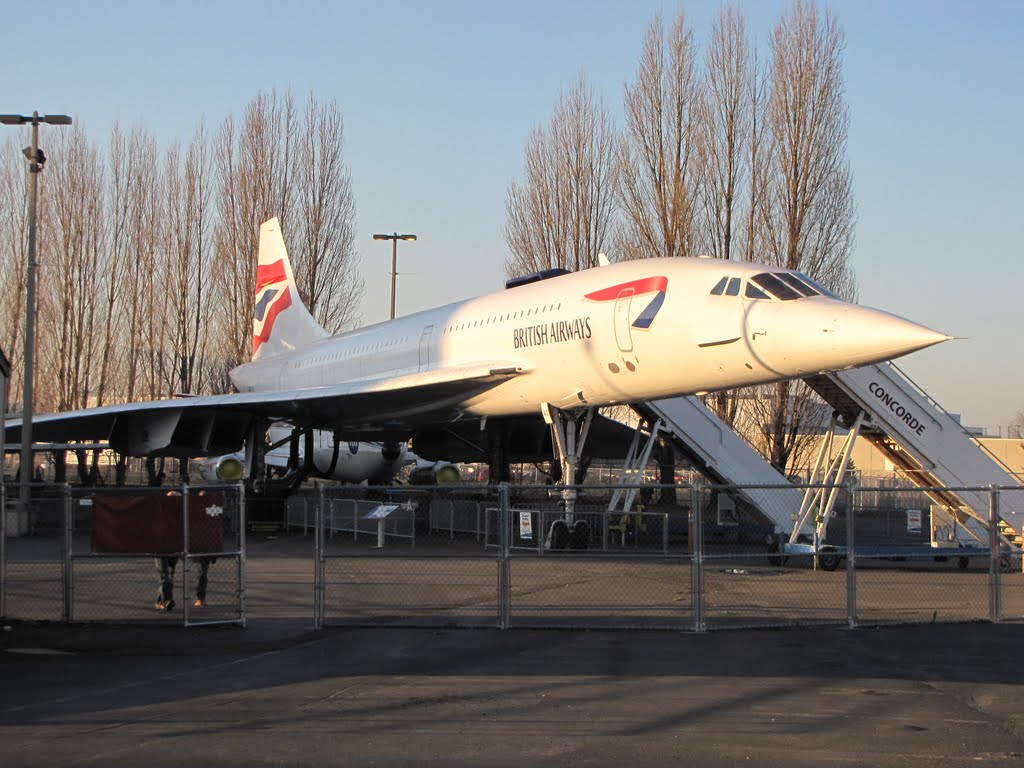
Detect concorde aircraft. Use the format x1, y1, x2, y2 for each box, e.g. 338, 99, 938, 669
6, 218, 949, 511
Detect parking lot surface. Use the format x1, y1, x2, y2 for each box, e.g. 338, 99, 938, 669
2, 619, 1023, 767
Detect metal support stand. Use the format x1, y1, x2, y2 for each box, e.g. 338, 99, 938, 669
790, 411, 865, 549
608, 415, 663, 515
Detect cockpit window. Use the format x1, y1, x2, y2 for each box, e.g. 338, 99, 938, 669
710, 276, 728, 295
751, 272, 802, 300
793, 271, 838, 299
777, 272, 818, 297
745, 281, 770, 299
726, 277, 741, 296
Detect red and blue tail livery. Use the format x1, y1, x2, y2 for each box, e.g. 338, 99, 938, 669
252, 260, 292, 356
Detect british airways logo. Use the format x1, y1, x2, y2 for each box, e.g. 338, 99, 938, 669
252, 259, 292, 355
511, 276, 668, 349
584, 276, 668, 328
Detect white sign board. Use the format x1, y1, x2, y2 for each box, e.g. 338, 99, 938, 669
365, 504, 398, 520
906, 509, 922, 533
519, 511, 533, 540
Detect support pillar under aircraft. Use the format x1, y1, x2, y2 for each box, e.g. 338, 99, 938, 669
244, 418, 268, 494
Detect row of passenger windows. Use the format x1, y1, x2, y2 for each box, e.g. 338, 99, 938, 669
295, 299, 571, 368
442, 302, 563, 334
710, 271, 831, 301
296, 335, 410, 368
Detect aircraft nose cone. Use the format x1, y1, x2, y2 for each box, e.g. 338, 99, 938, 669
745, 299, 952, 377
830, 305, 951, 368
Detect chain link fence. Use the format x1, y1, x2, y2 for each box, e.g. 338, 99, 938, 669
3, 480, 1022, 631
3, 482, 244, 626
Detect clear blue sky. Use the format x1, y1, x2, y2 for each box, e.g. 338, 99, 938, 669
5, 0, 1022, 432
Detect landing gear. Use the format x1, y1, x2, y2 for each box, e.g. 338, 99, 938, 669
569, 519, 590, 549
543, 518, 591, 551
767, 537, 789, 567
817, 545, 840, 572
547, 519, 570, 550
541, 403, 594, 550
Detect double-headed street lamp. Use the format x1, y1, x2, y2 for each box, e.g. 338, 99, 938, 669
372, 232, 417, 320
0, 112, 72, 519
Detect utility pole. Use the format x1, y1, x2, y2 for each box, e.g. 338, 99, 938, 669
372, 232, 417, 319
0, 112, 73, 521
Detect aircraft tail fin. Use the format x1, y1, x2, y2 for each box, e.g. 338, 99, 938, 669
252, 217, 330, 360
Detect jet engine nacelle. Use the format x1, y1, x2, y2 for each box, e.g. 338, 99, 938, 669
197, 453, 245, 483
197, 429, 413, 486
408, 459, 461, 485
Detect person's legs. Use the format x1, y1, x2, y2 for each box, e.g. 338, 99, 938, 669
193, 557, 210, 606
155, 557, 176, 609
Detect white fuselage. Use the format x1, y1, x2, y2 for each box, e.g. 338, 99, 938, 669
231, 257, 945, 424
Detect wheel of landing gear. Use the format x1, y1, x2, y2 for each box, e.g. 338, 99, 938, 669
767, 538, 788, 567
818, 546, 840, 572
957, 556, 970, 570
569, 519, 590, 550
548, 519, 570, 550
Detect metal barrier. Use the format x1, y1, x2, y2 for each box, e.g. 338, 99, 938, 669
315, 482, 1022, 631
2, 482, 245, 627
3, 480, 1022, 631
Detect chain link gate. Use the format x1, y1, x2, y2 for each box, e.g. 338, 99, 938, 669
2, 482, 245, 626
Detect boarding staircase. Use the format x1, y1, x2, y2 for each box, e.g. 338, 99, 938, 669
806, 362, 1023, 549
629, 396, 809, 536
621, 362, 1022, 558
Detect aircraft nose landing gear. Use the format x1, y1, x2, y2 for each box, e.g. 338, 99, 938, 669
544, 518, 591, 550
541, 403, 595, 551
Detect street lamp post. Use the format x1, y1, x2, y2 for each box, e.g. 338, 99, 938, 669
372, 232, 417, 320
0, 112, 72, 521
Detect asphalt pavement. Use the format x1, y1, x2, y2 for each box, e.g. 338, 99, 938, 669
2, 618, 1023, 767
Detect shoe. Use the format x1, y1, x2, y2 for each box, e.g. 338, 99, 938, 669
155, 599, 175, 612
193, 599, 206, 607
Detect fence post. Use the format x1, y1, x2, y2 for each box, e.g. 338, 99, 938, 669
182, 482, 190, 626
315, 483, 324, 629
989, 485, 1001, 623
499, 483, 510, 630
692, 484, 705, 632
63, 484, 72, 623
1, 482, 6, 620
238, 482, 247, 629
846, 480, 856, 629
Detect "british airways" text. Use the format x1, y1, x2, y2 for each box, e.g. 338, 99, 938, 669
513, 317, 592, 349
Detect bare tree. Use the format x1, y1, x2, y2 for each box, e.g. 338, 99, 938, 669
742, 43, 772, 264
699, 2, 750, 262
1008, 410, 1024, 440
35, 125, 106, 413
163, 125, 212, 396
0, 138, 27, 409
213, 89, 299, 369
756, 0, 858, 473
698, 3, 752, 428
295, 94, 362, 332
617, 9, 704, 261
764, 0, 856, 289
504, 76, 619, 277
116, 128, 164, 402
